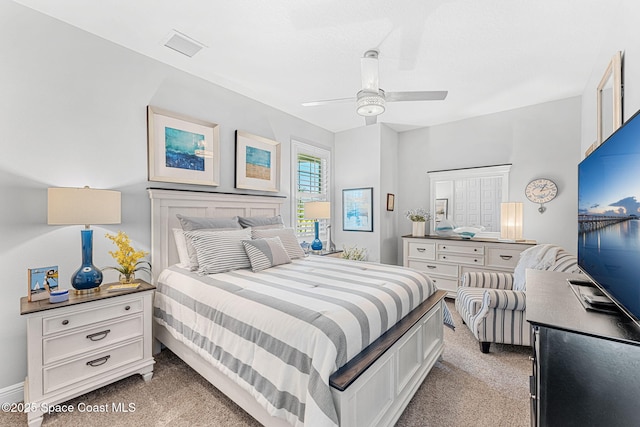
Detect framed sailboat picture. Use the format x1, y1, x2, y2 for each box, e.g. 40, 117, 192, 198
28, 265, 59, 302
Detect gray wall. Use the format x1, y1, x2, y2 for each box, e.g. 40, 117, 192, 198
580, 1, 640, 152
0, 0, 333, 396
397, 96, 583, 255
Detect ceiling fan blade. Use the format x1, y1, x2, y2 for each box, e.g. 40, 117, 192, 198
365, 115, 377, 126
361, 50, 379, 91
302, 97, 353, 107
386, 91, 448, 102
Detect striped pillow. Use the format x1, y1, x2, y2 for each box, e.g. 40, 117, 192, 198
242, 237, 291, 272
183, 228, 252, 275
251, 228, 306, 259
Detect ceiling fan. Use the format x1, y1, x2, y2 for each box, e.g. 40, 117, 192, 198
302, 49, 448, 125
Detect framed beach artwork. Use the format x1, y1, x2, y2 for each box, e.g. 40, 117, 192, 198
343, 187, 373, 232
28, 265, 58, 302
435, 198, 448, 222
147, 106, 220, 186
235, 130, 281, 192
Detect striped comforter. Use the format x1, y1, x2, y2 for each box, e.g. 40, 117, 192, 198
154, 256, 447, 427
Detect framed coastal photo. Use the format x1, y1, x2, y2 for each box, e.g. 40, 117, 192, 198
386, 193, 395, 211
147, 106, 221, 186
235, 130, 281, 192
343, 187, 373, 232
28, 266, 59, 302
435, 198, 448, 222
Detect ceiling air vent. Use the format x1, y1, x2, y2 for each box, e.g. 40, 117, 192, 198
163, 30, 206, 57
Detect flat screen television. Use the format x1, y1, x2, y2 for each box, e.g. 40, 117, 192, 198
578, 108, 640, 326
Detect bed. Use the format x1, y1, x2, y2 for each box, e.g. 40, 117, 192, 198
148, 189, 448, 427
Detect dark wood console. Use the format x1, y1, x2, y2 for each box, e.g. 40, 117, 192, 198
526, 269, 640, 427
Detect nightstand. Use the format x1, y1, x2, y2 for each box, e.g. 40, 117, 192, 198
20, 280, 156, 427
311, 249, 343, 258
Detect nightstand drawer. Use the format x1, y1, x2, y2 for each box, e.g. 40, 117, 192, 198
43, 315, 144, 365
407, 242, 436, 260
407, 260, 458, 277
437, 243, 484, 255
43, 338, 144, 394
486, 248, 522, 269
43, 297, 143, 336
437, 253, 484, 266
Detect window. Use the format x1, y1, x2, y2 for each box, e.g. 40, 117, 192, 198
292, 141, 331, 239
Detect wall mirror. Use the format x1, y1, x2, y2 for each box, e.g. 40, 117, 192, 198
597, 51, 622, 145
428, 164, 511, 238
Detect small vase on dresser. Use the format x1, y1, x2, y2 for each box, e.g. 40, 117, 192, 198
412, 221, 426, 237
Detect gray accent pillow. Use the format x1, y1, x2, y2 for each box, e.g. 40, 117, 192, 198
183, 228, 252, 275
238, 215, 285, 230
251, 228, 306, 259
176, 214, 241, 231
176, 214, 242, 270
242, 237, 292, 272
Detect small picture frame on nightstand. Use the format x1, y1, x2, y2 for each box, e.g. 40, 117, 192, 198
28, 266, 59, 302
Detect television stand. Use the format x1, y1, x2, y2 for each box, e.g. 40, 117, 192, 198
527, 270, 640, 427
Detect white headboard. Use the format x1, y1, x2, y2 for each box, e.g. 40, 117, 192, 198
148, 188, 285, 283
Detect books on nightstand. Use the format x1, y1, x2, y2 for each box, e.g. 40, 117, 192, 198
105, 283, 141, 292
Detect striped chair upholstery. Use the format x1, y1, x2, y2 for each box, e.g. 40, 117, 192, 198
455, 245, 580, 353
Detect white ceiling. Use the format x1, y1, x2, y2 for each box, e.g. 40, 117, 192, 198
14, 0, 618, 133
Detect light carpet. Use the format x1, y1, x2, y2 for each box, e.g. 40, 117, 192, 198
2, 301, 531, 426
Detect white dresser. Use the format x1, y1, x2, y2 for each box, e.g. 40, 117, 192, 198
20, 282, 155, 427
402, 235, 535, 297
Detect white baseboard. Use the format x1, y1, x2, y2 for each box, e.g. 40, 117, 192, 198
0, 382, 24, 404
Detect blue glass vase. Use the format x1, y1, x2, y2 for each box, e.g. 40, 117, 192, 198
71, 229, 103, 291
311, 221, 323, 251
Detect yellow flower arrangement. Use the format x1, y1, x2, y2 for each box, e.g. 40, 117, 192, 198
104, 231, 151, 282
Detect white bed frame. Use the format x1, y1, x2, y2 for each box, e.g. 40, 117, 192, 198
148, 188, 445, 427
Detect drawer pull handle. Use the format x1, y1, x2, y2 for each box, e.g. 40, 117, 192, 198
86, 329, 111, 341
124, 305, 131, 311
86, 355, 111, 367
416, 248, 426, 253
500, 255, 513, 260
427, 265, 437, 269
442, 246, 447, 249
474, 259, 478, 262
61, 320, 69, 326
474, 248, 478, 252
442, 256, 446, 259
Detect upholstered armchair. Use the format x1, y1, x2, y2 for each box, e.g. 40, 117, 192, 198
455, 244, 580, 353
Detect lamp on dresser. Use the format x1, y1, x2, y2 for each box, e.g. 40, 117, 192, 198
500, 202, 524, 241
48, 186, 121, 292
304, 201, 332, 251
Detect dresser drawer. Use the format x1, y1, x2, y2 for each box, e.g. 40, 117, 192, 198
407, 242, 436, 260
486, 248, 522, 269
43, 315, 144, 365
407, 260, 458, 277
43, 297, 143, 336
437, 253, 484, 266
437, 243, 484, 255
43, 338, 144, 394
429, 276, 458, 294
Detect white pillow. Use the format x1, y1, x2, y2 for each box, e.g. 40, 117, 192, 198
251, 228, 306, 259
172, 228, 190, 268
183, 228, 252, 275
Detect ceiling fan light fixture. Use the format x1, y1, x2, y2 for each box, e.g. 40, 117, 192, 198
356, 90, 386, 116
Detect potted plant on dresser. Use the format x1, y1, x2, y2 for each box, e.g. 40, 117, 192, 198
405, 208, 431, 237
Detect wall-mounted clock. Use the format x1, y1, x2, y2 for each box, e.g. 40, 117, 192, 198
525, 178, 558, 213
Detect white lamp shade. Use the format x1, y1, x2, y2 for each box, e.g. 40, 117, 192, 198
304, 201, 331, 220
48, 187, 121, 226
501, 202, 523, 240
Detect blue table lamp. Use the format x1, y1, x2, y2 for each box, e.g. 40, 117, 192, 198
304, 201, 331, 252
48, 186, 121, 293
